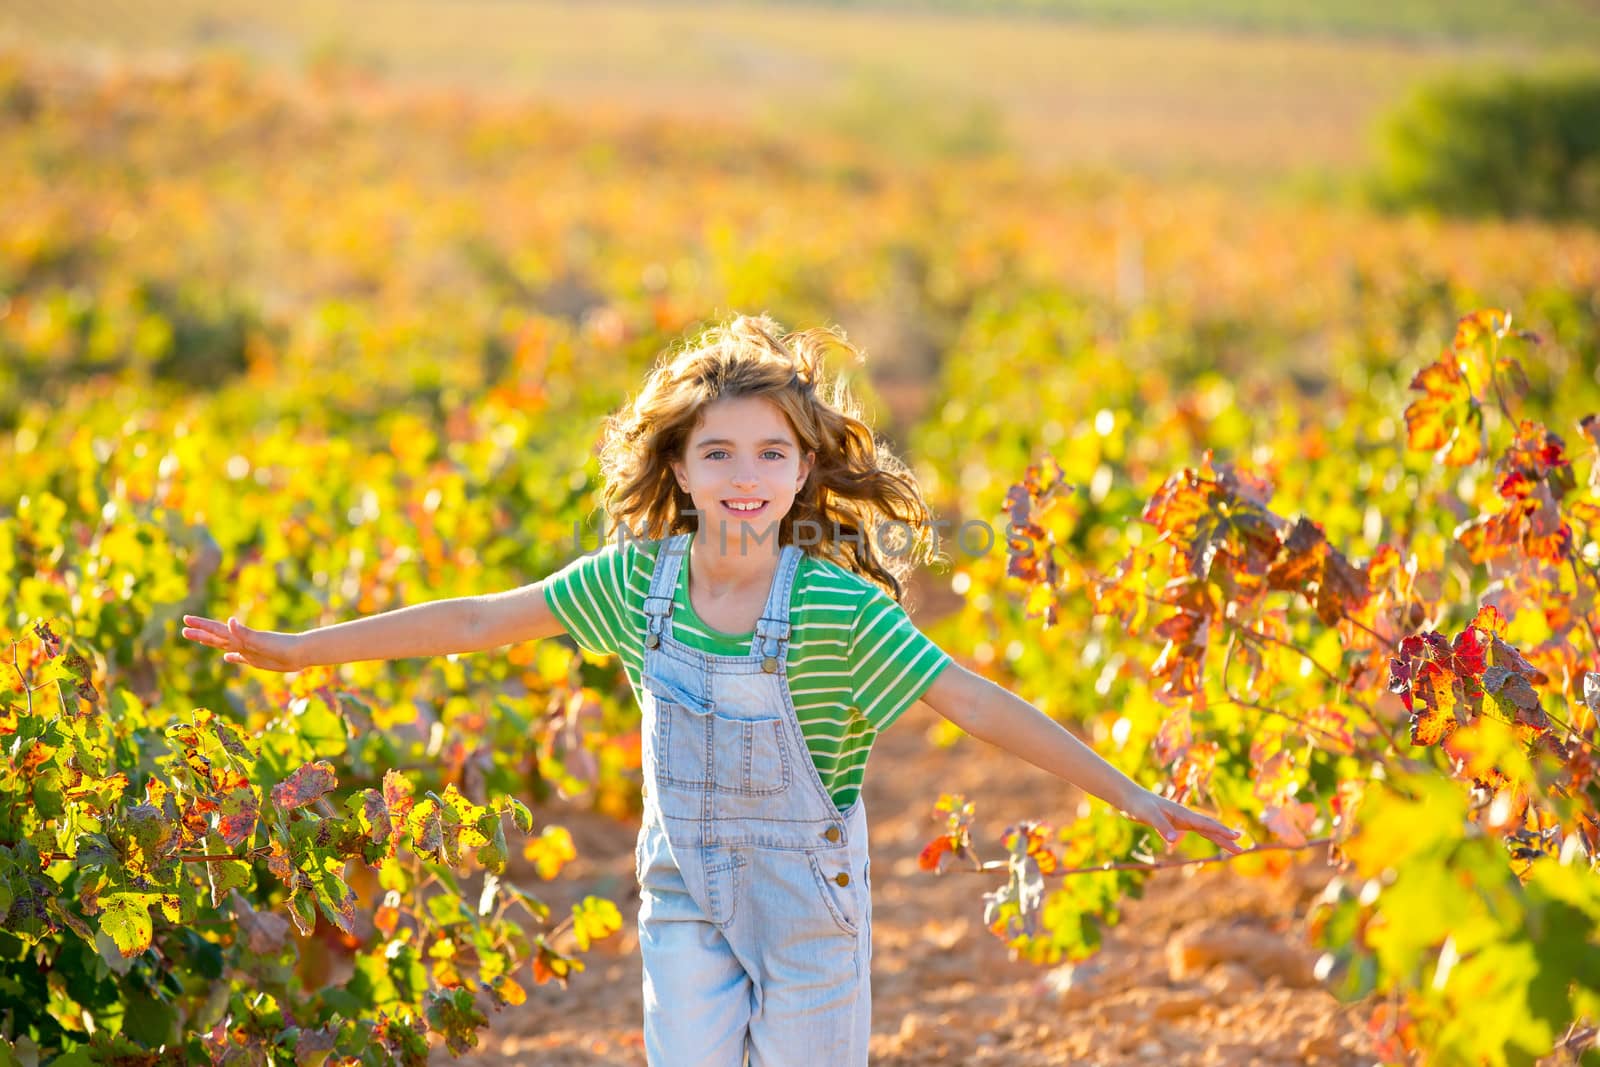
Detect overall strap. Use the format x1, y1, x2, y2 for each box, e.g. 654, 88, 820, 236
750, 543, 804, 670
642, 533, 690, 650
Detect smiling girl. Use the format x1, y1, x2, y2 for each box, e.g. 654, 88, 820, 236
183, 314, 1242, 1065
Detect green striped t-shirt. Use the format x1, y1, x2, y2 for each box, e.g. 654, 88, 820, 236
542, 532, 951, 810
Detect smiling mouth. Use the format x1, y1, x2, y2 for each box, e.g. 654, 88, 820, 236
722, 500, 768, 514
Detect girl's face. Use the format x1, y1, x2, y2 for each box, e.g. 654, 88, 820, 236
670, 395, 815, 549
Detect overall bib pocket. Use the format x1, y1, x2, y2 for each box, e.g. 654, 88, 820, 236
647, 677, 792, 797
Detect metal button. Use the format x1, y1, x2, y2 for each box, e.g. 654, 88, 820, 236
835, 872, 850, 887
823, 826, 840, 843
761, 655, 779, 673
645, 633, 660, 649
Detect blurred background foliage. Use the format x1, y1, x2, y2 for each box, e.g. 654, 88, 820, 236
1371, 64, 1600, 224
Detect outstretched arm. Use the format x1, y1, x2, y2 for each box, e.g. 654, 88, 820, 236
920, 662, 1243, 854
182, 579, 570, 670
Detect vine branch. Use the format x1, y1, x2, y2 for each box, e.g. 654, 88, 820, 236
943, 836, 1335, 878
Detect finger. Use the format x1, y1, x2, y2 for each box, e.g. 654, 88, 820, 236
1192, 816, 1241, 840
183, 616, 228, 638
224, 652, 242, 665
1207, 824, 1248, 854
1175, 807, 1242, 839
181, 628, 224, 648
1161, 806, 1244, 852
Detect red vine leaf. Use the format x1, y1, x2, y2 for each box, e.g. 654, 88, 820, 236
229, 890, 290, 955
1489, 634, 1549, 685
217, 787, 259, 848
531, 940, 582, 988
1262, 801, 1317, 848
1142, 455, 1279, 584
1457, 421, 1574, 566
1404, 356, 1482, 466
918, 793, 976, 873
32, 621, 62, 659
1002, 457, 1074, 627
1482, 666, 1550, 744
1266, 517, 1371, 625
1001, 822, 1060, 875
1166, 739, 1220, 805
357, 788, 392, 847
1469, 604, 1507, 637
270, 760, 337, 811
918, 836, 955, 873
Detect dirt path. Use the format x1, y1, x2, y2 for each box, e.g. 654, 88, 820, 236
444, 698, 1374, 1066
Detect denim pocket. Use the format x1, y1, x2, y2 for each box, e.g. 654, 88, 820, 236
806, 852, 861, 937
705, 854, 744, 927
653, 691, 791, 797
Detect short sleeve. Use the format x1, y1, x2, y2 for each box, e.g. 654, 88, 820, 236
848, 586, 952, 733
541, 540, 634, 659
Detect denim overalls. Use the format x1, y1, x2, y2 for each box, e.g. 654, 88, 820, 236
633, 532, 872, 1066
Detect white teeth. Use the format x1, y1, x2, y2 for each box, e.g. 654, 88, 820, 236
725, 501, 764, 511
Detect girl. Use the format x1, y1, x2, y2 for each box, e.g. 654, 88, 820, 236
182, 314, 1243, 1065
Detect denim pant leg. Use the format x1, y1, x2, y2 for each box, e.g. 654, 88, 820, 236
637, 823, 752, 1067
737, 848, 872, 1067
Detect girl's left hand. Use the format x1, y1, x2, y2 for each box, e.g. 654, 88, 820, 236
1119, 786, 1246, 856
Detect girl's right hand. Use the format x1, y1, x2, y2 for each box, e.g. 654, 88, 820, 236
181, 615, 304, 672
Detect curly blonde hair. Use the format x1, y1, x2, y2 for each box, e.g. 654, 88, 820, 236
595, 314, 934, 602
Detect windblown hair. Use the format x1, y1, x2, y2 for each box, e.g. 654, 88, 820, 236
595, 314, 934, 603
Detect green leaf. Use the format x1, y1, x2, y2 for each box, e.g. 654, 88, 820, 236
30, 770, 65, 821
312, 870, 357, 935
504, 797, 534, 834
177, 926, 225, 981
291, 691, 348, 759
206, 856, 252, 909
120, 989, 176, 1047
426, 891, 465, 927
67, 723, 105, 779
44, 895, 93, 943
287, 889, 317, 936
499, 881, 551, 923
116, 804, 175, 877
474, 812, 507, 875
424, 988, 487, 1056
34, 660, 80, 689
2, 867, 51, 945
383, 1015, 431, 1063
98, 893, 153, 958
93, 929, 135, 976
